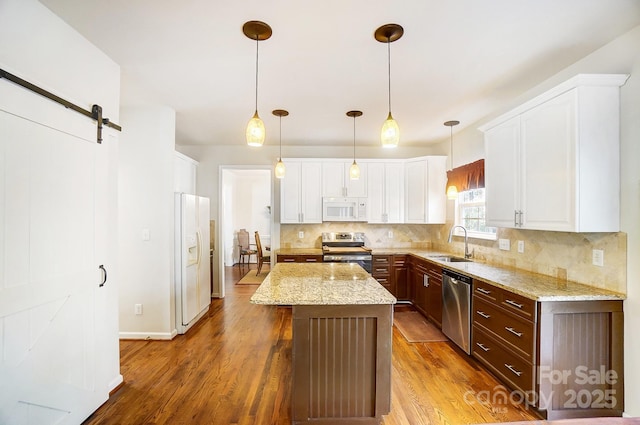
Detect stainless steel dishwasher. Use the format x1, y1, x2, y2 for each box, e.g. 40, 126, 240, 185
442, 268, 472, 354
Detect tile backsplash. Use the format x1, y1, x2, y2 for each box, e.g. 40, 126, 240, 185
280, 223, 626, 294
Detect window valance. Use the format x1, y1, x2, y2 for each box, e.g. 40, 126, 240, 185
446, 159, 485, 192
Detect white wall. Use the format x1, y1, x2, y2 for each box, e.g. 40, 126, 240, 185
118, 105, 177, 339
432, 25, 640, 417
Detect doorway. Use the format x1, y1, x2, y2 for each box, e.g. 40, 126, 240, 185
218, 167, 276, 297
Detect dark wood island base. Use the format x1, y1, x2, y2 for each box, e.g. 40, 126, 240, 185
251, 263, 397, 425
292, 304, 393, 424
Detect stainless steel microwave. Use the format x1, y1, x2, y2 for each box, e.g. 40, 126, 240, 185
322, 197, 368, 222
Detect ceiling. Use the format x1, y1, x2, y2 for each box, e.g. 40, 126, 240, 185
39, 0, 640, 148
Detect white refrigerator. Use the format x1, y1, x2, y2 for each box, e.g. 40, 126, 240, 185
175, 193, 211, 334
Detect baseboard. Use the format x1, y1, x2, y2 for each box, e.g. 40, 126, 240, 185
108, 374, 124, 395
119, 330, 177, 340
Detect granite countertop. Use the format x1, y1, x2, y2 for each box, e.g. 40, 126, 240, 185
250, 262, 397, 306
370, 248, 625, 302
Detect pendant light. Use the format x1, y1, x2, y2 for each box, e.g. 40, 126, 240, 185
243, 21, 272, 147
375, 24, 403, 148
273, 109, 288, 179
346, 110, 363, 180
445, 120, 460, 200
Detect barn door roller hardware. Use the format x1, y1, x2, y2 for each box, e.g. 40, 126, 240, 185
0, 67, 122, 143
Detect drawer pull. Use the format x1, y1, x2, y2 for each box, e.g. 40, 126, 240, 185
305, 258, 317, 262
505, 326, 523, 337
476, 311, 491, 319
505, 299, 524, 309
476, 342, 490, 352
505, 363, 523, 377
477, 287, 491, 295
283, 259, 295, 262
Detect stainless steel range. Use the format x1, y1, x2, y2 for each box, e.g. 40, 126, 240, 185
321, 232, 372, 273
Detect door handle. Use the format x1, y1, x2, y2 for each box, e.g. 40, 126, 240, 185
99, 265, 107, 287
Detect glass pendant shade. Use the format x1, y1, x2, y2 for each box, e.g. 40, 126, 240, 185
447, 184, 459, 200
381, 112, 400, 148
246, 111, 265, 146
349, 160, 360, 180
275, 158, 286, 179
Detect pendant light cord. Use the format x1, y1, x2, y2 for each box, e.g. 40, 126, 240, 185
353, 115, 356, 160
449, 125, 454, 170
387, 39, 392, 114
255, 35, 259, 112
279, 115, 282, 159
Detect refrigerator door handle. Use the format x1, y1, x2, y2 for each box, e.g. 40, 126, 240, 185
196, 230, 202, 266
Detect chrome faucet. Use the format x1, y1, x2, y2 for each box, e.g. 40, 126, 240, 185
448, 225, 472, 259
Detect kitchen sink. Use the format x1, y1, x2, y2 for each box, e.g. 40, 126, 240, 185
427, 255, 472, 263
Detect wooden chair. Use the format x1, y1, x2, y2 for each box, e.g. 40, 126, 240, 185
254, 231, 271, 274
237, 229, 257, 266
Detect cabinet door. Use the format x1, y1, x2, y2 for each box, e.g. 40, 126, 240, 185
300, 162, 323, 223
520, 90, 576, 231
322, 161, 367, 198
367, 162, 403, 224
385, 162, 405, 223
367, 162, 386, 223
393, 255, 408, 300
485, 116, 520, 228
322, 162, 345, 197
405, 157, 445, 224
280, 161, 322, 223
405, 160, 427, 223
280, 161, 302, 223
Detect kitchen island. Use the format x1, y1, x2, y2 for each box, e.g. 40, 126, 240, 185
251, 262, 397, 425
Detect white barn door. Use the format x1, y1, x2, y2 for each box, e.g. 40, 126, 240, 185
0, 80, 118, 423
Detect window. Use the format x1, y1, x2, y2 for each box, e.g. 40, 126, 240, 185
454, 188, 496, 240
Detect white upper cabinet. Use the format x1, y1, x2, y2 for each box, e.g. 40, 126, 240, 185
481, 74, 628, 232
404, 156, 447, 224
322, 161, 368, 198
367, 161, 405, 223
280, 160, 323, 223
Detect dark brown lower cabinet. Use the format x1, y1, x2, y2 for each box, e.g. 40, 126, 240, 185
393, 255, 408, 301
291, 304, 392, 425
472, 279, 623, 419
408, 257, 443, 328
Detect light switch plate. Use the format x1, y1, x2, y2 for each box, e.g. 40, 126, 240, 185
592, 249, 604, 267
517, 240, 525, 253
499, 239, 511, 251
388, 231, 394, 239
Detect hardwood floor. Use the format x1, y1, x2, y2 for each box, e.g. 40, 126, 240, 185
83, 264, 537, 425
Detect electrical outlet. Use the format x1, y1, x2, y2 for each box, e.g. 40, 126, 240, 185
298, 231, 304, 239
388, 231, 394, 239
592, 249, 604, 267
517, 240, 525, 253
135, 304, 143, 315
499, 239, 511, 251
